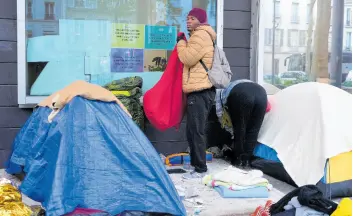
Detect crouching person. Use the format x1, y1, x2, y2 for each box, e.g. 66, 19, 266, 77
216, 80, 268, 169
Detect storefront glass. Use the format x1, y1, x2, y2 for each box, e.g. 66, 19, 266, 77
258, 0, 352, 93
22, 0, 218, 99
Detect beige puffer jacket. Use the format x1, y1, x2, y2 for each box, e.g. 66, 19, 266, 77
177, 25, 216, 94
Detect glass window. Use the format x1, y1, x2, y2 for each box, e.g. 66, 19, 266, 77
346, 8, 352, 26
258, 0, 352, 92
264, 29, 283, 47
306, 4, 311, 24
23, 0, 218, 98
345, 32, 352, 51
288, 30, 299, 47
291, 3, 299, 24
299, 30, 306, 47
275, 1, 281, 18
27, 1, 33, 19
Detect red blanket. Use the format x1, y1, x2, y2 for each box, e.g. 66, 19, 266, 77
143, 35, 186, 131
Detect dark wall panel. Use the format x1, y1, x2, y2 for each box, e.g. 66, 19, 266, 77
224, 48, 250, 67
0, 0, 31, 168
224, 0, 251, 80
0, 0, 17, 19
0, 86, 17, 106
0, 108, 31, 128
0, 63, 17, 85
223, 29, 250, 48
0, 128, 20, 150
224, 11, 251, 29
0, 19, 16, 41
224, 0, 251, 11
231, 67, 250, 80
0, 42, 17, 63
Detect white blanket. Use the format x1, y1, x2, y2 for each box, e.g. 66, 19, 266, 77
258, 82, 352, 186
209, 166, 269, 186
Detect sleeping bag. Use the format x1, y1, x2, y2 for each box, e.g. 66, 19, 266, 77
143, 33, 187, 131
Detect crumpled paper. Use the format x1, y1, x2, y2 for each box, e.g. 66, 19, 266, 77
0, 178, 32, 216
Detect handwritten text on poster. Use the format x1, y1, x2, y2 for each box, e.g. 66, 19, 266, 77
145, 25, 177, 50
110, 48, 144, 72
111, 24, 144, 48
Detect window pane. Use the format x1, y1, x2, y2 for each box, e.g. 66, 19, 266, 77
275, 1, 281, 18
291, 3, 299, 23
25, 0, 217, 96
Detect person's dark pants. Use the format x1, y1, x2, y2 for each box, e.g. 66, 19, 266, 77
186, 88, 215, 173
225, 82, 267, 162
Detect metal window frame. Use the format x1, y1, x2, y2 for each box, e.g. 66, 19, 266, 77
17, 0, 224, 107
250, 0, 264, 83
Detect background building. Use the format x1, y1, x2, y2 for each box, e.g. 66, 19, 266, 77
262, 0, 352, 79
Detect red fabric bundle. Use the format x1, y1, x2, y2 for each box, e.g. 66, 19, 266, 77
143, 33, 187, 131
65, 208, 107, 215
266, 101, 271, 113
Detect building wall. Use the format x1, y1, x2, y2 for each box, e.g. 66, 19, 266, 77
0, 0, 32, 167
0, 0, 252, 166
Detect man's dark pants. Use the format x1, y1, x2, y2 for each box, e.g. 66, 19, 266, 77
186, 88, 215, 173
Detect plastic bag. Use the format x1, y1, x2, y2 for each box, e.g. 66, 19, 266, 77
143, 33, 187, 131
0, 179, 32, 216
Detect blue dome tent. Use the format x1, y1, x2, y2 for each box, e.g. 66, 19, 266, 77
6, 97, 186, 216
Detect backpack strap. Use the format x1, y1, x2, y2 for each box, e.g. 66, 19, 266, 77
199, 59, 209, 72
199, 30, 216, 72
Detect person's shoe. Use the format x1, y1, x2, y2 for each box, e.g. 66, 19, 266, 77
231, 158, 244, 168
182, 170, 207, 180
241, 158, 252, 170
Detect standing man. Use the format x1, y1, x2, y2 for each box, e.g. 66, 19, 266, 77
176, 8, 216, 179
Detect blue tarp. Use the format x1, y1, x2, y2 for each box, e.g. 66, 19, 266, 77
253, 143, 280, 162
6, 97, 186, 216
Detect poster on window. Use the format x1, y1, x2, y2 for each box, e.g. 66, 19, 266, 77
110, 48, 144, 72
111, 23, 144, 49
144, 50, 167, 72
144, 25, 177, 50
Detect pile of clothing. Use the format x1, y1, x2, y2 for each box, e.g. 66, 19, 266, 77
104, 76, 144, 130
202, 166, 272, 198
252, 185, 350, 216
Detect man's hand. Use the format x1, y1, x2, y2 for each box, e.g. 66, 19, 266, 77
176, 32, 186, 43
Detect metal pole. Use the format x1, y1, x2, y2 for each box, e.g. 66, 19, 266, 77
330, 0, 344, 88
271, 0, 276, 85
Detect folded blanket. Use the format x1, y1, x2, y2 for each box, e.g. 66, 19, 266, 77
214, 186, 269, 198
202, 175, 272, 190
207, 166, 269, 186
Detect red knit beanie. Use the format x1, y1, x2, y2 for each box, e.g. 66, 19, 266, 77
188, 8, 208, 24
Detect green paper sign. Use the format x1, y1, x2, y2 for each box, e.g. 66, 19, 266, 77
111, 23, 145, 49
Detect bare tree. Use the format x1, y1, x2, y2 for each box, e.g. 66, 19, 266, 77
311, 0, 332, 83
305, 0, 316, 76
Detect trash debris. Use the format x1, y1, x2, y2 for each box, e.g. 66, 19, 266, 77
185, 186, 198, 199
193, 208, 202, 215
175, 185, 186, 200
30, 205, 46, 216
0, 178, 33, 216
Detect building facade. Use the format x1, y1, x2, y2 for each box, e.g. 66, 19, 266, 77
262, 0, 352, 78
0, 0, 252, 166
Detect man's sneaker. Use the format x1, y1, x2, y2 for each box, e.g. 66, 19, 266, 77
182, 170, 207, 179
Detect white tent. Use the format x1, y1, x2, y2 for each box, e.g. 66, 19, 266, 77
258, 82, 352, 186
